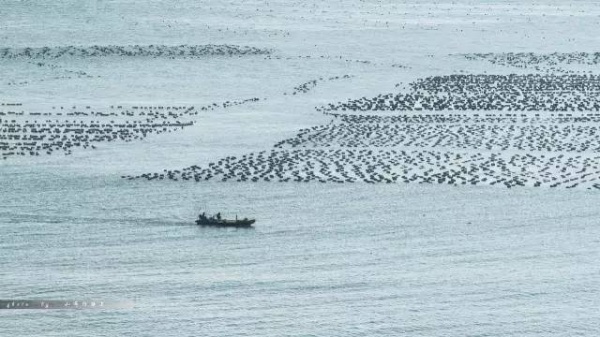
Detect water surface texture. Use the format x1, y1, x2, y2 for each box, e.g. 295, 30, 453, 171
2, 1, 600, 336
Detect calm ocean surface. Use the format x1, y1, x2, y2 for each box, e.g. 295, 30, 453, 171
1, 168, 599, 336
3, 1, 600, 335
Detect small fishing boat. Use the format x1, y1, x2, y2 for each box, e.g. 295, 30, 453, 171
195, 212, 255, 228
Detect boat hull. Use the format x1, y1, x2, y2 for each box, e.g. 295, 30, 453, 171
195, 219, 255, 228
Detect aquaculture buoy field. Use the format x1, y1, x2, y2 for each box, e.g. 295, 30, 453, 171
2, 1, 600, 336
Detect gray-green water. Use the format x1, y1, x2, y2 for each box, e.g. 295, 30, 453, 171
3, 0, 600, 335
2, 169, 599, 336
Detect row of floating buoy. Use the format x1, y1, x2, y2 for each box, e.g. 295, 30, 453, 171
273, 116, 600, 153
463, 52, 600, 72
125, 148, 600, 190
0, 96, 263, 160
285, 75, 353, 96
0, 44, 271, 60
318, 74, 600, 113
0, 117, 193, 159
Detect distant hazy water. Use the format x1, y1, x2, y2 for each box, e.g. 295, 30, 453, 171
1, 169, 599, 336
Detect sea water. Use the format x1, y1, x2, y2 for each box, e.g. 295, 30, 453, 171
2, 1, 600, 336
1, 170, 599, 336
